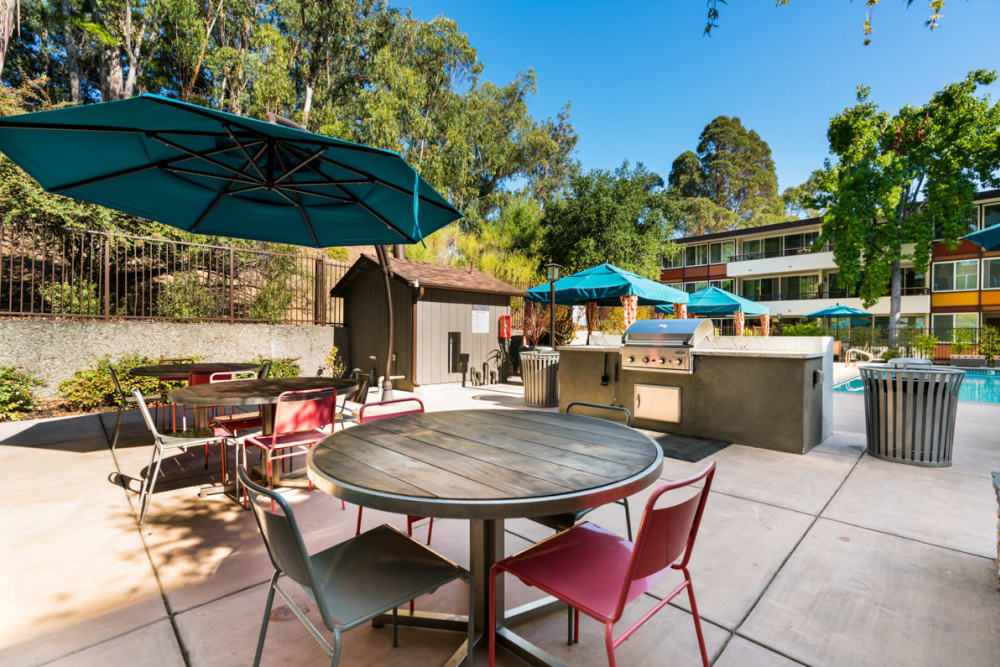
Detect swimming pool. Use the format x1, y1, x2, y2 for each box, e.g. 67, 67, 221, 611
834, 368, 1000, 404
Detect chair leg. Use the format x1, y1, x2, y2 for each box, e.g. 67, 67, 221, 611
684, 570, 710, 667
566, 605, 573, 645
488, 566, 500, 667
330, 629, 342, 667
426, 518, 434, 545
392, 607, 398, 647
574, 608, 580, 644
466, 573, 475, 667
604, 621, 617, 667
253, 571, 279, 667
138, 445, 164, 527
111, 405, 124, 450
355, 507, 364, 536
620, 499, 633, 541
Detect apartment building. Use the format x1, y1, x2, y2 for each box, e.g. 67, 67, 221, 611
660, 190, 1000, 341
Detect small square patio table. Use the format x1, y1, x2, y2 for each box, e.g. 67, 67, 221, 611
307, 408, 663, 666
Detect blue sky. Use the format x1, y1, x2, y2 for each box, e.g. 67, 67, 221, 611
404, 0, 1000, 193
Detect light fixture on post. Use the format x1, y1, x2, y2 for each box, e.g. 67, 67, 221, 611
545, 263, 562, 348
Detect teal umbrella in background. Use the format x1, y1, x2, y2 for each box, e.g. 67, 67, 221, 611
525, 263, 688, 306
964, 222, 1000, 251
654, 286, 767, 316
0, 94, 465, 397
805, 304, 873, 346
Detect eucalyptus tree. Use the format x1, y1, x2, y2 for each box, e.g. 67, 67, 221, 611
812, 69, 1000, 347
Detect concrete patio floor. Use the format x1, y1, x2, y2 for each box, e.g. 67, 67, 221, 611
1, 383, 998, 666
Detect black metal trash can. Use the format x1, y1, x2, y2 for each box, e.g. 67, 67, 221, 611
858, 364, 965, 467
521, 348, 559, 407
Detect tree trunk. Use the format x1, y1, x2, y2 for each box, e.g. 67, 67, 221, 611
99, 45, 124, 100
888, 260, 902, 349
61, 0, 80, 102
302, 82, 315, 125
0, 0, 16, 81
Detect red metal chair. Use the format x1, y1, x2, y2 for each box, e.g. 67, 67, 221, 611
488, 461, 716, 667
208, 370, 260, 491
241, 387, 337, 498
353, 398, 432, 544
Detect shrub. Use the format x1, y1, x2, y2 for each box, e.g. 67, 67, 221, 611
248, 255, 297, 321
780, 320, 826, 336
951, 327, 975, 356
324, 346, 345, 377
41, 280, 101, 315
914, 334, 939, 360
251, 356, 301, 378
979, 326, 1000, 365
880, 348, 900, 361
0, 366, 42, 421
158, 271, 217, 319
58, 354, 166, 411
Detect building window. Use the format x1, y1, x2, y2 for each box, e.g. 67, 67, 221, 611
662, 252, 683, 269
983, 258, 1000, 290
784, 231, 819, 253
763, 237, 782, 258
781, 275, 820, 300
685, 244, 707, 267
983, 203, 1000, 230
902, 268, 926, 294
684, 280, 708, 294
710, 278, 735, 292
666, 282, 683, 291
742, 278, 777, 301
932, 260, 978, 292
741, 239, 762, 260
709, 240, 735, 264
932, 312, 978, 342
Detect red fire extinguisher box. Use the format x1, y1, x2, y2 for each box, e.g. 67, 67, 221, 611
498, 314, 511, 339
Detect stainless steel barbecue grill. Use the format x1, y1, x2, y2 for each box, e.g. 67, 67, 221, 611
620, 318, 713, 374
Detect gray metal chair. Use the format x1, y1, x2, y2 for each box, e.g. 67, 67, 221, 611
237, 466, 473, 667
529, 401, 635, 645
108, 366, 163, 451
132, 388, 221, 526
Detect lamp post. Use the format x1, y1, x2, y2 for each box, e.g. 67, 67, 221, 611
545, 262, 562, 348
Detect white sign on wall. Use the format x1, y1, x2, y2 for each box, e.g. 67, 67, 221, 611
471, 304, 490, 333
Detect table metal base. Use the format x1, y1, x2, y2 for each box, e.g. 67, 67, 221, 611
371, 518, 569, 667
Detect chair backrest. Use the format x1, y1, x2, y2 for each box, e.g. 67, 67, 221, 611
257, 360, 272, 380
566, 401, 632, 426
188, 368, 230, 386
209, 370, 256, 383
614, 461, 716, 621
272, 387, 337, 436
236, 466, 327, 617
358, 397, 424, 424
109, 366, 127, 403
131, 387, 162, 442
352, 373, 371, 406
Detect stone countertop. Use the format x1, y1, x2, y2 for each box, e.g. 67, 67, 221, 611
556, 345, 622, 352
694, 349, 825, 360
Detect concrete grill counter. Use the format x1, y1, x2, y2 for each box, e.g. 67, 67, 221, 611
556, 332, 833, 454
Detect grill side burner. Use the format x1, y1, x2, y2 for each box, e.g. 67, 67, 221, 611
620, 318, 713, 373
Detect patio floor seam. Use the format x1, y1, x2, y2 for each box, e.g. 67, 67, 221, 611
100, 411, 193, 667
817, 515, 996, 561
730, 631, 812, 666
719, 439, 867, 662
35, 617, 173, 667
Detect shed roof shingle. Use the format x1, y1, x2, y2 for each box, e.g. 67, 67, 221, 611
330, 254, 527, 297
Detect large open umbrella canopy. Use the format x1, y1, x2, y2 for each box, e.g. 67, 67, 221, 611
963, 223, 1000, 251
654, 286, 767, 316
0, 94, 464, 397
524, 263, 688, 306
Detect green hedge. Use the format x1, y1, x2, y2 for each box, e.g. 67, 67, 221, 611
0, 366, 42, 421
58, 354, 171, 411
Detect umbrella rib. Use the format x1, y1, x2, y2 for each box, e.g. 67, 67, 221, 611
225, 125, 266, 182
163, 166, 259, 185
149, 132, 262, 182
189, 142, 269, 233
271, 187, 320, 247
274, 145, 325, 184
0, 120, 231, 137
48, 140, 263, 192
281, 141, 459, 217
280, 186, 353, 202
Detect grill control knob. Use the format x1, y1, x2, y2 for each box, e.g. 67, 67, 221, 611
642, 357, 650, 363
657, 358, 665, 365
627, 356, 635, 363
672, 357, 683, 366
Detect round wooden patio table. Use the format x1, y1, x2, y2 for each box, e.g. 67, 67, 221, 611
130, 362, 262, 378
307, 408, 663, 666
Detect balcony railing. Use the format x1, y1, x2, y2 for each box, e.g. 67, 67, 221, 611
748, 286, 930, 302
729, 244, 832, 263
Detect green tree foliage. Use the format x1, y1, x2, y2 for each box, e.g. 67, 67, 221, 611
542, 162, 676, 278
914, 333, 939, 360
667, 116, 784, 235
780, 320, 826, 336
157, 271, 217, 319
0, 366, 43, 421
1, 1, 578, 285
705, 1, 949, 45
811, 70, 1000, 347
978, 326, 1000, 365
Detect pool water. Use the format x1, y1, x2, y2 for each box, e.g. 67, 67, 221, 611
834, 368, 1000, 404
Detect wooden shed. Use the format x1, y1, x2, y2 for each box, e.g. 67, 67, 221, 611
330, 254, 526, 390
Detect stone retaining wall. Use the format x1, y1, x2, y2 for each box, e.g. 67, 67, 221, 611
0, 319, 346, 399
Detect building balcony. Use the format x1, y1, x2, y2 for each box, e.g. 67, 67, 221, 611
726, 248, 837, 277
757, 292, 931, 318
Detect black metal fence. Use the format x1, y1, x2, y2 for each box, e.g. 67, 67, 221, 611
0, 223, 350, 325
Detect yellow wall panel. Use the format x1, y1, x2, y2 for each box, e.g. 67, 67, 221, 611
980, 290, 1000, 306
931, 292, 979, 308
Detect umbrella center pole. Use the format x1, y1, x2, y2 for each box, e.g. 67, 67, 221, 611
375, 245, 395, 401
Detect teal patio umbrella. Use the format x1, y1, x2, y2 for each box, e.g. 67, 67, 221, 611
654, 286, 767, 316
805, 304, 873, 346
964, 223, 1000, 251
525, 263, 688, 306
0, 94, 464, 396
